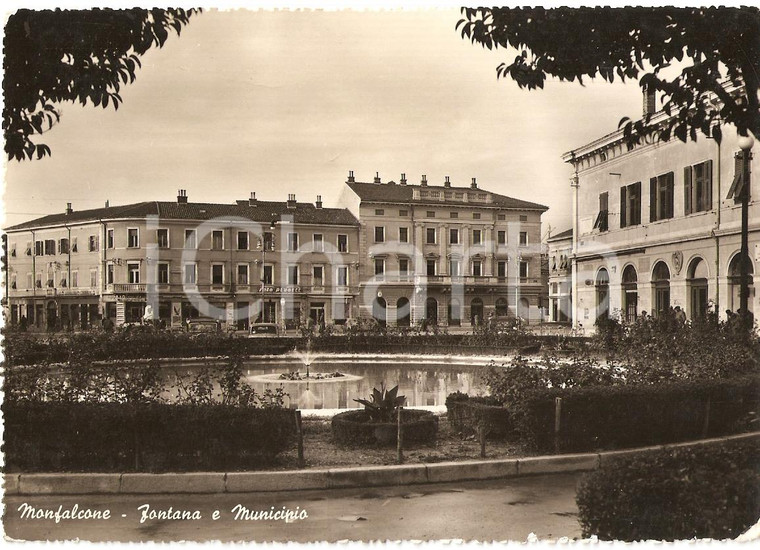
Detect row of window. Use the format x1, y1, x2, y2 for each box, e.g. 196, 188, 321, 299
594, 155, 747, 231
373, 208, 529, 223
372, 258, 530, 278
17, 270, 96, 290
23, 231, 351, 255
373, 226, 529, 246
109, 262, 351, 287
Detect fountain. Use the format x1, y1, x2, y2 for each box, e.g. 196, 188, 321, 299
248, 340, 362, 409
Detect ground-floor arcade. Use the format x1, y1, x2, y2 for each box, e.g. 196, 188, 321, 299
572, 232, 759, 334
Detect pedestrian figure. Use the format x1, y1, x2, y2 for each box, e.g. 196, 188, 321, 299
674, 306, 686, 324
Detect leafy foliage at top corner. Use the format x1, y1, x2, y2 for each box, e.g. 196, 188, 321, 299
3, 8, 200, 161
457, 6, 760, 147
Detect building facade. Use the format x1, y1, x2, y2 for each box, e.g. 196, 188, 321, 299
547, 228, 573, 324
4, 192, 360, 330
564, 120, 758, 333
339, 172, 548, 327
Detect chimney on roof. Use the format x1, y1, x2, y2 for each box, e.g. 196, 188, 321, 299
105, 200, 110, 208
347, 170, 355, 183
65, 203, 73, 215
316, 195, 323, 209
249, 192, 257, 206
177, 189, 188, 204
287, 193, 297, 209
471, 177, 478, 189
374, 172, 381, 184
643, 85, 656, 116
444, 176, 451, 188
400, 173, 407, 185
421, 174, 428, 187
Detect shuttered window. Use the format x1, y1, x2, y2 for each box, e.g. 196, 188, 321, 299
684, 160, 713, 214
650, 172, 674, 222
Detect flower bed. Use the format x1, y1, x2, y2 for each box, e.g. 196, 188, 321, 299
331, 409, 438, 446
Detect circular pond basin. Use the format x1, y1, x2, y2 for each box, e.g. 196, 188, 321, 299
172, 353, 495, 411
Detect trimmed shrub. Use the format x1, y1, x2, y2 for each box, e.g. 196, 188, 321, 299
2, 401, 296, 472
331, 409, 438, 446
576, 438, 760, 541
515, 375, 760, 453
445, 393, 512, 439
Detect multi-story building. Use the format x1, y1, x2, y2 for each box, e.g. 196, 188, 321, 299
4, 191, 360, 330
339, 171, 548, 326
547, 228, 573, 324
563, 103, 758, 332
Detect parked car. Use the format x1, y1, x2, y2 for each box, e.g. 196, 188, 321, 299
249, 323, 280, 337
187, 318, 221, 333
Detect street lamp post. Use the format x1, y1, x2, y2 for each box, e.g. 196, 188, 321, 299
738, 134, 754, 327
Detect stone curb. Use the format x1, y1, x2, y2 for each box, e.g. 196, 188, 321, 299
6, 431, 758, 496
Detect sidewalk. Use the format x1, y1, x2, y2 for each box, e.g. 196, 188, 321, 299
6, 431, 757, 496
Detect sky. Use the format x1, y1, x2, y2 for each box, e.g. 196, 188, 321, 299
2, 6, 645, 236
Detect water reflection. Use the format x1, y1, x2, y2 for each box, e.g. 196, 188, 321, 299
241, 358, 489, 410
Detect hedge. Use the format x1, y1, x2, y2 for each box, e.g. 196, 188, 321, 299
4, 330, 583, 367
516, 375, 760, 453
445, 392, 512, 439
576, 438, 760, 541
2, 401, 296, 472
331, 409, 438, 446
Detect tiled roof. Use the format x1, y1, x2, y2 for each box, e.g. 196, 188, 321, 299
346, 181, 548, 211
547, 228, 573, 242
6, 200, 359, 231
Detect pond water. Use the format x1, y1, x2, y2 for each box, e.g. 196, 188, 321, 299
170, 354, 496, 410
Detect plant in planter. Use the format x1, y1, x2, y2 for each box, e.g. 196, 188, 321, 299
354, 384, 406, 423
331, 385, 438, 446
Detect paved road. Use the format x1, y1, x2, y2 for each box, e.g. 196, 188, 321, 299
4, 473, 584, 543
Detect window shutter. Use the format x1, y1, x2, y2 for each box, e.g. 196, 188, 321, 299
704, 160, 713, 210
668, 172, 675, 218
620, 186, 627, 228
684, 166, 693, 215
650, 177, 657, 222
633, 181, 642, 225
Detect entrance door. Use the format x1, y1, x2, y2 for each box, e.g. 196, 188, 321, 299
396, 298, 411, 327
471, 298, 484, 325
310, 303, 326, 325
263, 301, 276, 323
236, 302, 249, 330
46, 302, 57, 330
425, 297, 438, 325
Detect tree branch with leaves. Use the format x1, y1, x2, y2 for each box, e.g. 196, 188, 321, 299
3, 8, 200, 161
457, 6, 760, 145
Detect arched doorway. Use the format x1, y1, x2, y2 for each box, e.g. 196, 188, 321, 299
373, 297, 387, 326
46, 301, 57, 331
518, 297, 529, 322
622, 265, 638, 322
687, 257, 709, 320
425, 297, 438, 325
396, 297, 410, 327
652, 262, 671, 317
471, 298, 484, 325
728, 253, 754, 314
447, 299, 461, 326
495, 297, 509, 318
595, 268, 610, 322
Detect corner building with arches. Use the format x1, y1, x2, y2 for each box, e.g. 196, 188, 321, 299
563, 106, 759, 333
